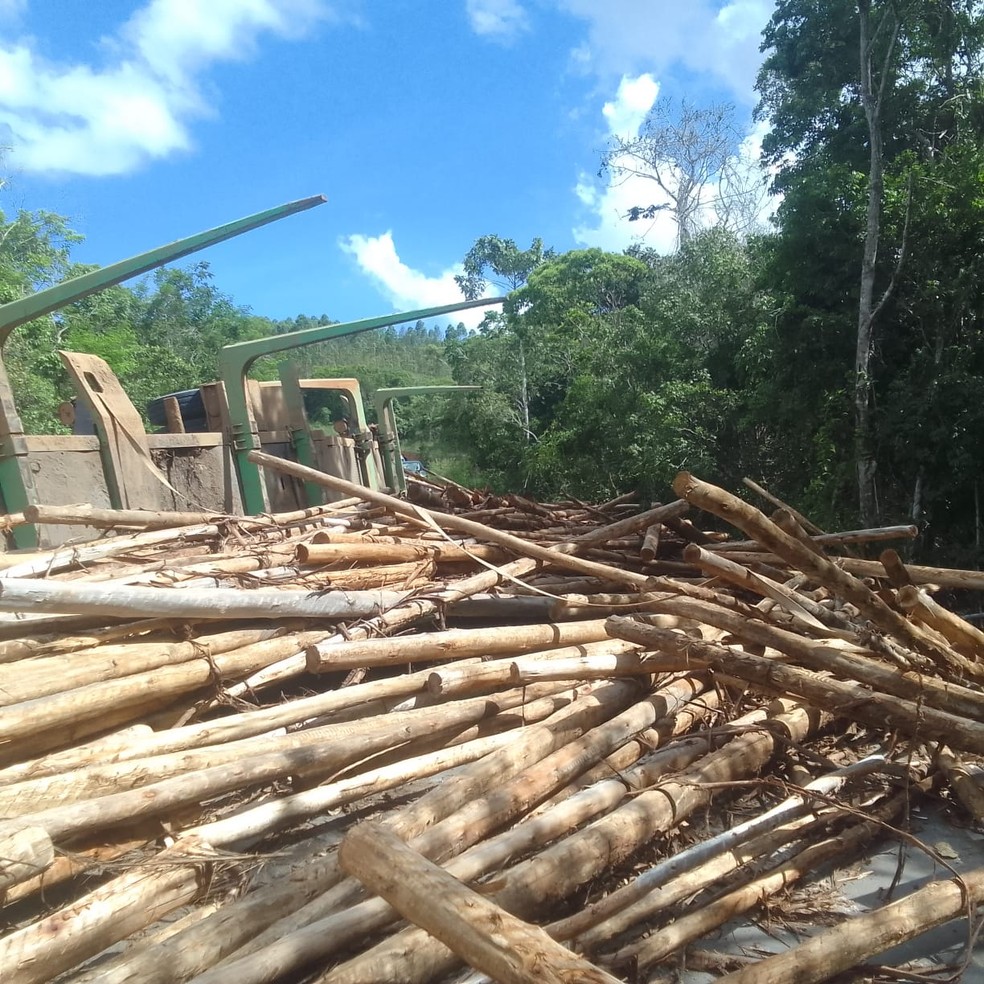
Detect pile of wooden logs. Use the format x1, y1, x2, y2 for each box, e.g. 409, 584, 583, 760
1, 455, 983, 984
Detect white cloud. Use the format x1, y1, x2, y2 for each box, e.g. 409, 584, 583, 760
0, 0, 330, 176
574, 72, 774, 253
340, 231, 502, 330
602, 73, 659, 138
574, 72, 677, 253
0, 0, 26, 20
465, 0, 529, 39
556, 0, 773, 102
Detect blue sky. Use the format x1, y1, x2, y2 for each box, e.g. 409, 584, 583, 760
0, 0, 775, 328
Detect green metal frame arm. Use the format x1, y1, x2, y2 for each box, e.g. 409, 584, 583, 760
0, 195, 326, 346
219, 297, 503, 513
374, 385, 481, 493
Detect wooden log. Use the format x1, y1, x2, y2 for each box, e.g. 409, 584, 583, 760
715, 864, 984, 984
296, 541, 507, 565
24, 503, 226, 529
898, 584, 984, 657
0, 629, 333, 747
743, 476, 824, 534
319, 704, 823, 984
836, 555, 984, 591
937, 746, 984, 825
682, 544, 830, 631
0, 838, 213, 984
0, 616, 177, 664
630, 595, 984, 722
80, 682, 635, 984
427, 640, 643, 697
0, 724, 152, 786
509, 650, 689, 684
0, 577, 410, 621
673, 472, 968, 673
620, 794, 907, 972
183, 732, 515, 850
0, 684, 567, 817
640, 524, 661, 562
0, 823, 54, 894
561, 500, 689, 546
0, 626, 284, 706
552, 755, 884, 944
879, 547, 914, 586
163, 394, 186, 433
305, 620, 613, 674
607, 617, 984, 753
340, 821, 622, 984
248, 450, 654, 590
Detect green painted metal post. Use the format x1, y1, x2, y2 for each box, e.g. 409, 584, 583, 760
374, 386, 481, 493
218, 298, 502, 515
0, 195, 326, 547
277, 361, 321, 504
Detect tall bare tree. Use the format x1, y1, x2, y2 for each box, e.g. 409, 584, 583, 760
601, 99, 765, 248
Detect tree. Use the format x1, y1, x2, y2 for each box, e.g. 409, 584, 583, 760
758, 0, 984, 540
0, 205, 83, 432
601, 98, 766, 247
454, 236, 554, 446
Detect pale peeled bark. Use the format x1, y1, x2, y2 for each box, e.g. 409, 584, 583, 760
68, 682, 631, 984
340, 821, 622, 984
715, 865, 984, 984
0, 838, 213, 984
0, 577, 410, 620
898, 584, 984, 657
305, 620, 613, 674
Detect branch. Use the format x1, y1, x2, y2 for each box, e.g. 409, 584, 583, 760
870, 171, 913, 326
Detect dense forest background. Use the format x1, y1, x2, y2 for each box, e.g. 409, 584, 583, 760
2, 0, 983, 566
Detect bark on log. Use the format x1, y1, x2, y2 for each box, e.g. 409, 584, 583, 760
0, 578, 409, 621
339, 821, 623, 984
607, 617, 984, 753
54, 683, 632, 984
715, 865, 984, 984
0, 839, 212, 984
898, 584, 984, 657
672, 472, 963, 673
248, 451, 653, 590
0, 824, 54, 894
305, 620, 613, 674
937, 746, 984, 825
628, 595, 984, 722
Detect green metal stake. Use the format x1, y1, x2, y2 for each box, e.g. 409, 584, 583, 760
0, 195, 327, 547
278, 366, 380, 503
218, 298, 503, 515
374, 386, 481, 493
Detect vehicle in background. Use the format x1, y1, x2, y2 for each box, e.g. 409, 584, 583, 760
402, 455, 427, 476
